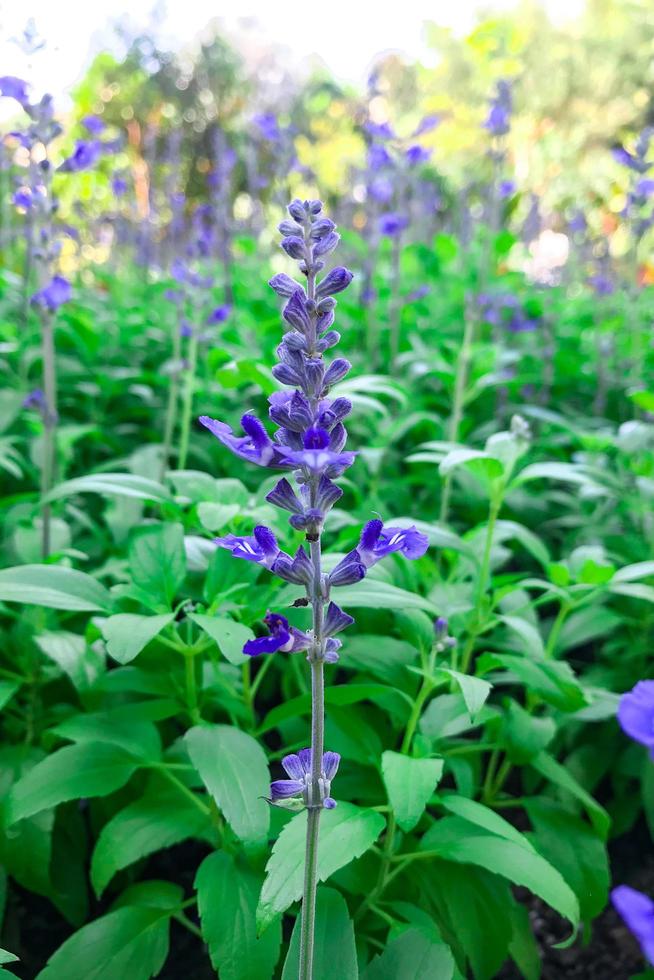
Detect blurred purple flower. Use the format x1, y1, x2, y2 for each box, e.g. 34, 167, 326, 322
379, 213, 409, 237
207, 304, 231, 324
31, 276, 71, 312
406, 145, 432, 166
12, 188, 32, 210
111, 175, 128, 196
365, 121, 395, 140
617, 681, 654, 754
59, 139, 101, 173
612, 886, 654, 965
498, 179, 516, 198
368, 145, 392, 171
82, 115, 105, 135
253, 112, 281, 141
0, 76, 29, 103
484, 80, 512, 137
369, 176, 394, 204
413, 114, 441, 137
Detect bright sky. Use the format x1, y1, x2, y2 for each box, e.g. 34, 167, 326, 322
0, 0, 585, 105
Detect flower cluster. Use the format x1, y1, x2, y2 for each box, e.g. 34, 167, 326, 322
201, 199, 429, 809
484, 80, 512, 138
270, 749, 340, 809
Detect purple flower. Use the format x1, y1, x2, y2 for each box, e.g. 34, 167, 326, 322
59, 140, 102, 173
379, 213, 409, 237
23, 388, 47, 411
405, 145, 432, 166
270, 748, 340, 809
277, 426, 356, 477
365, 121, 395, 140
368, 145, 392, 171
215, 525, 280, 568
111, 175, 128, 197
0, 76, 29, 103
369, 176, 394, 204
179, 321, 193, 339
484, 80, 512, 137
12, 188, 32, 210
588, 274, 614, 296
617, 681, 654, 754
207, 305, 231, 324
82, 115, 105, 135
199, 413, 286, 468
253, 112, 281, 141
358, 519, 429, 566
498, 179, 516, 198
612, 886, 654, 964
413, 114, 441, 137
31, 276, 71, 312
636, 178, 654, 197
243, 612, 310, 657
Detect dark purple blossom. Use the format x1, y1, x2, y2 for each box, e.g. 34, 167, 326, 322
199, 413, 286, 468
23, 388, 47, 411
31, 276, 71, 312
358, 519, 429, 566
12, 188, 32, 210
215, 525, 280, 568
270, 749, 340, 809
243, 612, 310, 657
612, 886, 654, 964
277, 426, 356, 477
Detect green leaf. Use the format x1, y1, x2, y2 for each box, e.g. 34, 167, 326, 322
257, 803, 385, 933
439, 795, 537, 851
0, 681, 19, 712
499, 615, 546, 660
499, 700, 556, 764
35, 631, 104, 691
49, 712, 161, 760
128, 523, 186, 609
525, 798, 609, 921
335, 581, 437, 615
382, 752, 443, 832
530, 751, 610, 839
7, 743, 139, 824
92, 785, 210, 896
35, 905, 173, 980
362, 927, 454, 979
101, 613, 175, 664
282, 887, 358, 980
196, 851, 281, 980
185, 725, 269, 845
512, 461, 599, 489
435, 669, 492, 721
45, 473, 172, 504
420, 819, 579, 929
189, 613, 254, 666
439, 448, 504, 481
0, 950, 18, 966
197, 502, 241, 531
0, 565, 112, 612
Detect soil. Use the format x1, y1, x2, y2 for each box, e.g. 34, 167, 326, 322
4, 827, 654, 978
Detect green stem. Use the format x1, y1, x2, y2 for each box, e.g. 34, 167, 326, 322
177, 331, 199, 471
154, 764, 211, 816
440, 295, 476, 525
159, 317, 182, 480
184, 654, 200, 724
475, 496, 500, 611
40, 311, 57, 558
545, 601, 571, 658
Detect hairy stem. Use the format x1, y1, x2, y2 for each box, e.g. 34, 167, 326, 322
440, 294, 476, 525
40, 311, 57, 557
177, 331, 199, 471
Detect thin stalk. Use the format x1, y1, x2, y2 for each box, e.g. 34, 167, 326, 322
184, 653, 200, 724
177, 331, 199, 471
40, 311, 57, 557
159, 318, 183, 481
439, 295, 476, 525
298, 533, 325, 980
389, 234, 402, 365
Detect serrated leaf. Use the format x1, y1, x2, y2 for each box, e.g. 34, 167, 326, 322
189, 614, 254, 666
7, 743, 139, 824
196, 851, 281, 980
382, 752, 443, 832
101, 613, 175, 664
92, 786, 210, 896
362, 927, 454, 979
35, 905, 173, 980
185, 725, 269, 845
282, 887, 357, 980
257, 803, 385, 933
